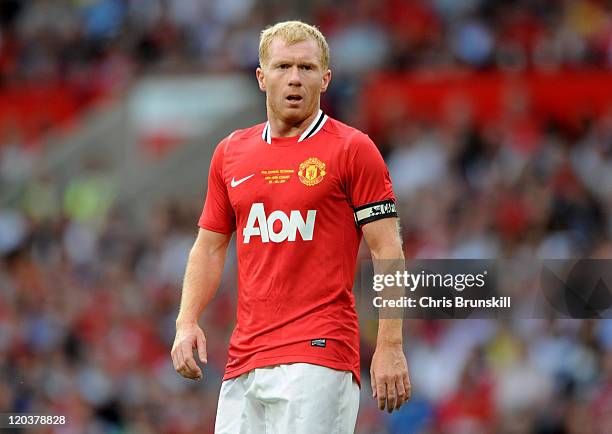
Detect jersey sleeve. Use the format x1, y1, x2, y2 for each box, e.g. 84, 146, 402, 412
198, 137, 236, 234
345, 132, 397, 227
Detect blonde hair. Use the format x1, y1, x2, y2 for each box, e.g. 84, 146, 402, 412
259, 20, 330, 70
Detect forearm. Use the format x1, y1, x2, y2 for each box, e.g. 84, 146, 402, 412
176, 239, 228, 326
372, 242, 405, 347
365, 220, 412, 411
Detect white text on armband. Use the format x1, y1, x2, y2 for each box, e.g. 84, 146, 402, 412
353, 200, 397, 226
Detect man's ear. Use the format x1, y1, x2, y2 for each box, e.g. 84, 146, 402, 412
256, 67, 266, 92
320, 69, 332, 93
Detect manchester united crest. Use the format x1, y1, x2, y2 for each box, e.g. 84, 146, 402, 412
298, 157, 326, 186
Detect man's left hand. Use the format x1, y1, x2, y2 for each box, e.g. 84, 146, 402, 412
370, 343, 411, 413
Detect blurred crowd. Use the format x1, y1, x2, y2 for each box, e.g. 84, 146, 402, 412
385, 106, 612, 261
1, 0, 612, 84
2, 0, 612, 433
2, 0, 612, 174
2, 0, 612, 159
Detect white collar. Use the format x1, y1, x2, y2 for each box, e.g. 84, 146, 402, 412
261, 110, 328, 144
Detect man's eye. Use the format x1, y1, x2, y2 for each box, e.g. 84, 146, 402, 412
278, 64, 290, 69
300, 65, 312, 70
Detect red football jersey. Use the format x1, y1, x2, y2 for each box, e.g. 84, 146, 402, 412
199, 111, 397, 385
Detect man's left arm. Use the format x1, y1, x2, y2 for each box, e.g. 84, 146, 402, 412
362, 217, 411, 413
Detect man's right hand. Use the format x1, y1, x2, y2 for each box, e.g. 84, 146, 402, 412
171, 321, 208, 381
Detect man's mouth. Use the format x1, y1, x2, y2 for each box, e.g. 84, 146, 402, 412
286, 95, 303, 102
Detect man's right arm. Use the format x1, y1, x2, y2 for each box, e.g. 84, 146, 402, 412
171, 228, 232, 381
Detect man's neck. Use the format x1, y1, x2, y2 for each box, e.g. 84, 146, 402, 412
267, 108, 320, 139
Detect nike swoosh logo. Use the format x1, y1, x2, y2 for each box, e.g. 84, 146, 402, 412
230, 174, 255, 187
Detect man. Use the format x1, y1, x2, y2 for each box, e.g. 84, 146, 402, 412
171, 20, 410, 434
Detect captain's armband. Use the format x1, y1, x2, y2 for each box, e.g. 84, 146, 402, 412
353, 199, 397, 227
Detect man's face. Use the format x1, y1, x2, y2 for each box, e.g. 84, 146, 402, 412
256, 37, 331, 125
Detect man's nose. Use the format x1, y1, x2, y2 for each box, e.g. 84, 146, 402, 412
288, 66, 301, 85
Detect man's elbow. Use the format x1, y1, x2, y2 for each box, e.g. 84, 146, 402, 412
363, 217, 405, 260
370, 239, 404, 261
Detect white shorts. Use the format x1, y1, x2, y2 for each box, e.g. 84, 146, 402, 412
214, 363, 360, 434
